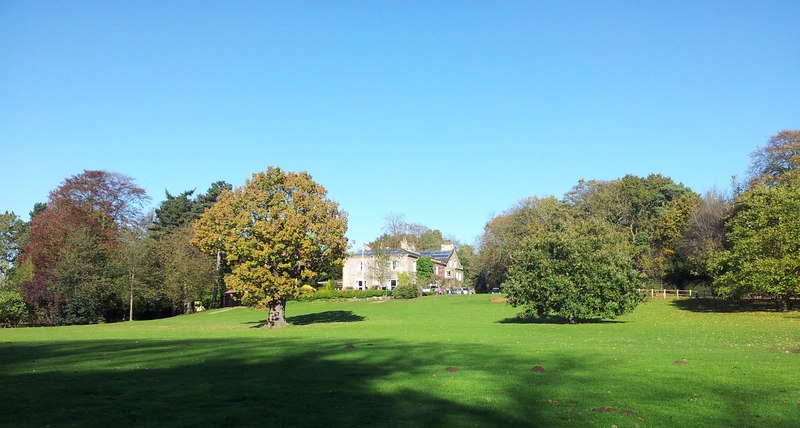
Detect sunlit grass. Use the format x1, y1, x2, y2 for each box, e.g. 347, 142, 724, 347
1, 296, 798, 427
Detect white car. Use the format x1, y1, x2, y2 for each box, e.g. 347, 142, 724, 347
421, 284, 439, 293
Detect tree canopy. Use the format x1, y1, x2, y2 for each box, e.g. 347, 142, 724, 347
711, 183, 800, 309
20, 170, 149, 324
748, 129, 800, 188
503, 202, 642, 323
193, 167, 348, 328
0, 212, 27, 281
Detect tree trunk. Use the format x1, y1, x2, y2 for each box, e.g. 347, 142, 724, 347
778, 295, 789, 311
129, 272, 134, 322
211, 249, 221, 308
266, 298, 289, 329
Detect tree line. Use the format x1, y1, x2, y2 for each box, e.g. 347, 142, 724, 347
1, 130, 797, 326
0, 167, 347, 328
0, 172, 232, 326
470, 130, 800, 318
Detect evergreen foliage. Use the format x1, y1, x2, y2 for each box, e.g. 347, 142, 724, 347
503, 204, 643, 323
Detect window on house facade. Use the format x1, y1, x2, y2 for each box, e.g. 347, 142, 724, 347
357, 280, 364, 290
446, 270, 452, 278
359, 262, 363, 271
392, 260, 398, 270
390, 279, 397, 288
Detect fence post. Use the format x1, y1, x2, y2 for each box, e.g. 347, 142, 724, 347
662, 289, 666, 298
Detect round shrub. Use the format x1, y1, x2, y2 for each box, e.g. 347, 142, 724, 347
392, 283, 420, 299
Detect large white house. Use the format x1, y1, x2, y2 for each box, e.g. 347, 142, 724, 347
341, 242, 464, 290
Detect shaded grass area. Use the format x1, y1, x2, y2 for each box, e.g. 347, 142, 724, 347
672, 297, 796, 313
246, 310, 366, 327
498, 316, 625, 324
1, 297, 798, 427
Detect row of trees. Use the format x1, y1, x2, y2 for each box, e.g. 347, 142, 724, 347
0, 172, 233, 326
1, 167, 349, 328
2, 131, 796, 326
472, 130, 800, 319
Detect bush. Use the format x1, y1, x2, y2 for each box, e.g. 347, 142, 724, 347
392, 283, 420, 299
505, 213, 643, 323
304, 289, 391, 301
0, 290, 27, 327
298, 285, 316, 300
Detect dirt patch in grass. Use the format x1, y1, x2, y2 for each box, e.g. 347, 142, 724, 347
673, 358, 689, 365
343, 344, 355, 350
530, 366, 545, 373
445, 367, 459, 373
788, 348, 800, 354
489, 298, 508, 303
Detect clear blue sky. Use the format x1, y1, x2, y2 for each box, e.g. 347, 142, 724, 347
2, 1, 798, 248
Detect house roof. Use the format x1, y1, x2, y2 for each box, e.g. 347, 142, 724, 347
352, 248, 420, 258
418, 249, 453, 263
349, 248, 455, 264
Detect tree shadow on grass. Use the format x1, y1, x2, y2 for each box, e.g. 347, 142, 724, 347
246, 310, 366, 327
1, 336, 797, 427
498, 316, 626, 325
0, 339, 534, 427
287, 310, 366, 325
671, 298, 793, 313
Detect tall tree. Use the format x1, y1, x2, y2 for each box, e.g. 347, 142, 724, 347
113, 228, 160, 321
55, 227, 120, 324
474, 197, 562, 292
748, 129, 800, 188
417, 229, 444, 251
154, 181, 232, 308
160, 225, 215, 314
20, 170, 148, 324
193, 167, 348, 328
456, 244, 476, 288
680, 190, 730, 281
194, 181, 233, 215
367, 246, 393, 290
371, 213, 446, 251
565, 174, 697, 284
150, 190, 197, 237
710, 184, 800, 309
0, 212, 27, 282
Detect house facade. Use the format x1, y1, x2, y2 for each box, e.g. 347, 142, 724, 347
341, 242, 464, 290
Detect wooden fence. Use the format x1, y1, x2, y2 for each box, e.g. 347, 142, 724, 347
639, 289, 696, 299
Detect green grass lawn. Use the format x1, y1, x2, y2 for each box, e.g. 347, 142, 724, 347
1, 296, 798, 427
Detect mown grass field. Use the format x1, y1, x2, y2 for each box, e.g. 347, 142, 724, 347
1, 296, 798, 427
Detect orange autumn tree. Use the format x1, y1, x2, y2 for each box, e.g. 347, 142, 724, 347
193, 167, 348, 328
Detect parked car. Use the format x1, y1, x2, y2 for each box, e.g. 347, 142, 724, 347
490, 287, 501, 294
455, 288, 470, 294
421, 284, 439, 294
